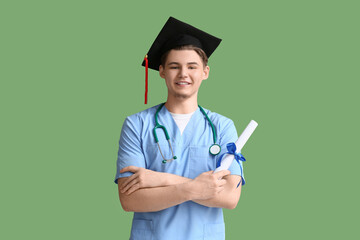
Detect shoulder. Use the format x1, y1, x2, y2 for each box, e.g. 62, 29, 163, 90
200, 106, 235, 127
201, 106, 238, 143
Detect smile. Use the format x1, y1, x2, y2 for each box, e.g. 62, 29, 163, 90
176, 82, 190, 85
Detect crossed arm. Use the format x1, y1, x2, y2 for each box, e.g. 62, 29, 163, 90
117, 166, 242, 212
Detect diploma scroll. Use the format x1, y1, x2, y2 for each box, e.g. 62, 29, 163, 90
214, 120, 258, 173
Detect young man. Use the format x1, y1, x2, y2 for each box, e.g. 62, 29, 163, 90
114, 17, 245, 240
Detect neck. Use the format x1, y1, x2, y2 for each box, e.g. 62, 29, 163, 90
165, 95, 198, 114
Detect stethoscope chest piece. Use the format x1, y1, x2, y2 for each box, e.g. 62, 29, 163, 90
209, 144, 221, 156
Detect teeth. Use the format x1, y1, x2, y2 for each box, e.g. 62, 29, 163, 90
177, 82, 189, 85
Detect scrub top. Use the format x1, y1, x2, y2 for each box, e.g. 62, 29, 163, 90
114, 104, 245, 240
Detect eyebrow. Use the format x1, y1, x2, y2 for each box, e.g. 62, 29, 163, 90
167, 62, 199, 65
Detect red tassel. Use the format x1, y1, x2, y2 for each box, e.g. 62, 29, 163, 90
144, 55, 148, 104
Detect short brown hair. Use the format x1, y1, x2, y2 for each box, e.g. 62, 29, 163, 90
160, 45, 208, 68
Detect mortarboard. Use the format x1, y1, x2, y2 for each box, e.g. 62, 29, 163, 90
142, 17, 222, 104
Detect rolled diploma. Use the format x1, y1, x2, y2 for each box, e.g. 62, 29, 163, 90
214, 120, 258, 173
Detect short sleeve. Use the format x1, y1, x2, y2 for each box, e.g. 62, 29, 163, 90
114, 116, 146, 184
218, 119, 245, 185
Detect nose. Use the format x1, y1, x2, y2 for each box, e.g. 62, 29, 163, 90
178, 67, 189, 78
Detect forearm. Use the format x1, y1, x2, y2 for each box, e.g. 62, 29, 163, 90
193, 183, 241, 209
161, 172, 191, 185
118, 179, 191, 212
159, 173, 242, 209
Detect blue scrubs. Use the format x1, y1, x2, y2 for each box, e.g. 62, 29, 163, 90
114, 104, 245, 240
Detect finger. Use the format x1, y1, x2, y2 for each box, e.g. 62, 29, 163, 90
217, 186, 225, 193
217, 179, 227, 187
121, 178, 139, 193
120, 173, 138, 189
120, 166, 139, 173
126, 183, 140, 195
213, 170, 231, 179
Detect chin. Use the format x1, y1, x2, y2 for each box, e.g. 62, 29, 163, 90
174, 93, 192, 99
174, 94, 189, 99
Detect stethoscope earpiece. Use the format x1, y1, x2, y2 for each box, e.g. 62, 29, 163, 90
162, 155, 177, 164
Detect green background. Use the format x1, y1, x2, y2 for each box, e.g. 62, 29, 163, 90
1, 0, 359, 239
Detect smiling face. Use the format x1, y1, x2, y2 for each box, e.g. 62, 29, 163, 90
159, 49, 210, 101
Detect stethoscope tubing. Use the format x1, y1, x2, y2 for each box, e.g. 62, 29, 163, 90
153, 103, 219, 162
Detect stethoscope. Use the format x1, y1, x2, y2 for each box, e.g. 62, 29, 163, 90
153, 103, 221, 163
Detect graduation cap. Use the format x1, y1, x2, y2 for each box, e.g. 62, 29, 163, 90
142, 17, 222, 104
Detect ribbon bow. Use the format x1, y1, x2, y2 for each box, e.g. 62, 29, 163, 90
216, 142, 246, 187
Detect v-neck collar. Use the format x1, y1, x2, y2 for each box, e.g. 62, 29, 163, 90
158, 105, 202, 145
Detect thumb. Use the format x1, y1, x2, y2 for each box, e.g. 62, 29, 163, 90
199, 171, 212, 177
213, 170, 231, 179
120, 166, 138, 173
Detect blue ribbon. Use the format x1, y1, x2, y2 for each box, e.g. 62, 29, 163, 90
216, 142, 246, 188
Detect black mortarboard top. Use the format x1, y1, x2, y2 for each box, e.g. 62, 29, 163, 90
142, 16, 222, 71
142, 17, 222, 104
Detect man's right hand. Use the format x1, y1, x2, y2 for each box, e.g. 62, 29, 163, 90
185, 170, 231, 200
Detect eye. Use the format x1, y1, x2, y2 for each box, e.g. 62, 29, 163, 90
188, 66, 197, 69
170, 66, 179, 69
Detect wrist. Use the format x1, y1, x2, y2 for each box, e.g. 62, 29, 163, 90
178, 181, 195, 201
161, 172, 191, 186
157, 172, 168, 186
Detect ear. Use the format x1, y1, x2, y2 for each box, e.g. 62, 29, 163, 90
159, 65, 165, 79
202, 66, 210, 80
